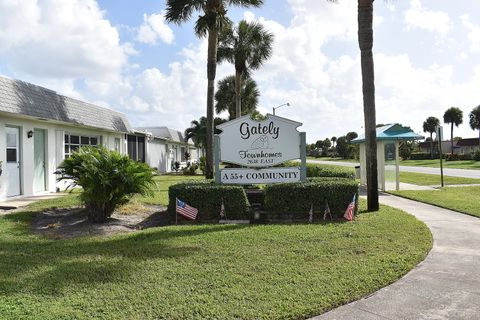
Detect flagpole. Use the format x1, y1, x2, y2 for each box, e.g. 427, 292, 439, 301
175, 197, 178, 225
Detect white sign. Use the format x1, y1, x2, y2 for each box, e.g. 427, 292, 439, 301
216, 114, 302, 167
220, 167, 301, 184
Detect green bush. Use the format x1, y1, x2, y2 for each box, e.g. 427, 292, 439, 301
199, 156, 206, 174
458, 153, 472, 160
56, 146, 155, 222
283, 161, 355, 179
264, 177, 358, 220
182, 164, 198, 175
445, 153, 459, 161
168, 180, 249, 221
410, 152, 438, 160
473, 150, 480, 161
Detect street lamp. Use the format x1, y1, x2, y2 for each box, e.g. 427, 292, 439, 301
272, 102, 290, 115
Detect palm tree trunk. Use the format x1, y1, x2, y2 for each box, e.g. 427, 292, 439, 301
235, 70, 242, 118
205, 27, 219, 179
358, 0, 379, 211
430, 132, 433, 159
450, 122, 454, 154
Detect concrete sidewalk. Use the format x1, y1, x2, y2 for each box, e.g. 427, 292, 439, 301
311, 194, 480, 320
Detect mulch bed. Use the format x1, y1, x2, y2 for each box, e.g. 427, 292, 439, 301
31, 205, 171, 239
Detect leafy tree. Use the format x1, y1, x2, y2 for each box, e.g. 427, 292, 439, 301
443, 107, 463, 154
422, 116, 440, 159
185, 116, 226, 149
315, 140, 325, 150
358, 0, 378, 211
469, 105, 480, 146
323, 138, 332, 149
56, 147, 155, 223
217, 19, 273, 118
335, 136, 349, 159
165, 0, 265, 179
250, 110, 267, 121
215, 75, 259, 119
346, 131, 358, 142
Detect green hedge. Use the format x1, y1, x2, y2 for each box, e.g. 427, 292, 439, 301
264, 177, 358, 220
283, 161, 355, 179
168, 180, 250, 221
410, 152, 439, 160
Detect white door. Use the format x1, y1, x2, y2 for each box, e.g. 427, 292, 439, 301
6, 127, 21, 197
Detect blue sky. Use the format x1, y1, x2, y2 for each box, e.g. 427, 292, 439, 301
0, 0, 479, 142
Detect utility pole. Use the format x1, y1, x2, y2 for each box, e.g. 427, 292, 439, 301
437, 125, 444, 187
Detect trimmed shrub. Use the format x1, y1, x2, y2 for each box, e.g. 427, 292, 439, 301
410, 152, 437, 160
445, 153, 459, 161
168, 180, 249, 221
458, 153, 472, 161
473, 150, 480, 161
182, 164, 198, 175
264, 177, 358, 220
283, 161, 355, 179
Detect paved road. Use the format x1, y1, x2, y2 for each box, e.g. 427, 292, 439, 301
311, 194, 480, 320
309, 160, 480, 179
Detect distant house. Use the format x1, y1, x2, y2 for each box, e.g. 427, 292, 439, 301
134, 127, 201, 173
418, 138, 480, 155
456, 138, 480, 155
0, 76, 130, 201
418, 140, 454, 155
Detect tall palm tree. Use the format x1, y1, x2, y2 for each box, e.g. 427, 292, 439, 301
358, 0, 378, 211
217, 19, 273, 118
469, 105, 480, 147
422, 116, 440, 159
443, 107, 463, 154
215, 75, 259, 119
165, 0, 264, 179
331, 136, 337, 148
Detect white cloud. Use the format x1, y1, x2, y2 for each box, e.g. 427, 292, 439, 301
404, 0, 452, 36
460, 14, 480, 52
0, 0, 131, 82
136, 12, 175, 45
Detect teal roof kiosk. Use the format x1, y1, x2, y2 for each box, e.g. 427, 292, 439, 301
352, 124, 424, 191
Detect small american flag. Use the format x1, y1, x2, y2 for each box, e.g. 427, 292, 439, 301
176, 198, 198, 220
308, 203, 313, 223
344, 194, 356, 221
220, 199, 225, 219
323, 201, 332, 220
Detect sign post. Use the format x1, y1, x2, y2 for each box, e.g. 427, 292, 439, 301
214, 114, 306, 185
436, 125, 444, 187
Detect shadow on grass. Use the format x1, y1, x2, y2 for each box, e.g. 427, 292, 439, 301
0, 210, 249, 296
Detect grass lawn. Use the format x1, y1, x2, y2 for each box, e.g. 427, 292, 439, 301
0, 195, 432, 319
391, 186, 480, 218
307, 156, 358, 163
386, 159, 480, 170
388, 171, 480, 186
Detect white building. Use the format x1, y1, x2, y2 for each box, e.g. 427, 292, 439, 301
0, 76, 202, 202
134, 127, 201, 173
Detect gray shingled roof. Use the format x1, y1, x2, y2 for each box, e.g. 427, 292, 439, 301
135, 126, 187, 143
0, 76, 131, 133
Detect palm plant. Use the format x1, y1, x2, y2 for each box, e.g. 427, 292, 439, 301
422, 116, 440, 159
443, 107, 463, 154
331, 136, 337, 148
215, 75, 259, 119
184, 116, 227, 149
469, 105, 480, 146
217, 19, 273, 118
165, 0, 264, 179
358, 0, 378, 211
56, 147, 155, 223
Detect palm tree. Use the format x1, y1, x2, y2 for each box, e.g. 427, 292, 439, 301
422, 116, 440, 159
443, 107, 463, 154
215, 75, 259, 119
217, 19, 273, 118
358, 0, 378, 211
165, 0, 264, 179
331, 136, 337, 148
184, 116, 227, 150
469, 105, 480, 147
